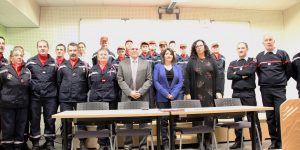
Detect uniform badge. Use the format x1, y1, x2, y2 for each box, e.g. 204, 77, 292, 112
7, 74, 12, 80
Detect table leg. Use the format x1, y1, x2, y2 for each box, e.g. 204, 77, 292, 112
157, 117, 161, 150
250, 112, 257, 150
62, 119, 68, 150
169, 114, 175, 150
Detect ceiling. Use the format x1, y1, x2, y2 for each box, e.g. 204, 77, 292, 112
1, 0, 299, 28
35, 0, 300, 11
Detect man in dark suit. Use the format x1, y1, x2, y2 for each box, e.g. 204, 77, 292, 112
117, 47, 152, 150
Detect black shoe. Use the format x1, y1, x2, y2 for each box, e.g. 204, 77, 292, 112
268, 143, 277, 150
42, 141, 55, 150
230, 142, 242, 149
22, 143, 30, 150
32, 141, 40, 150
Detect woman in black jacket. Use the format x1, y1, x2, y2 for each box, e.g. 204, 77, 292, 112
0, 46, 30, 150
184, 39, 222, 149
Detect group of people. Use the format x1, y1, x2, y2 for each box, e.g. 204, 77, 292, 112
0, 34, 298, 150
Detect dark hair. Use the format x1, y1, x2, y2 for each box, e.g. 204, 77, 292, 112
237, 42, 248, 49
0, 36, 5, 41
67, 42, 78, 49
161, 48, 176, 64
37, 40, 49, 48
78, 42, 86, 47
56, 43, 66, 51
190, 39, 211, 59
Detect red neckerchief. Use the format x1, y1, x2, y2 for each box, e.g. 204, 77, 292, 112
69, 58, 78, 68
142, 52, 148, 57
150, 51, 156, 57
118, 56, 125, 62
12, 63, 23, 76
213, 53, 221, 60
181, 54, 187, 58
56, 57, 64, 65
0, 53, 3, 61
38, 54, 48, 65
99, 63, 108, 73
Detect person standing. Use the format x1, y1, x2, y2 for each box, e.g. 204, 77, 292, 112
227, 42, 262, 149
89, 48, 119, 150
117, 47, 152, 150
55, 43, 66, 66
0, 36, 8, 149
184, 39, 222, 149
26, 40, 58, 150
292, 52, 300, 98
177, 43, 189, 100
0, 47, 30, 150
57, 42, 89, 150
92, 36, 116, 65
153, 48, 183, 150
211, 42, 225, 97
256, 34, 292, 149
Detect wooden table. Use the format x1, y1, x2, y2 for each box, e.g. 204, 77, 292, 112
52, 109, 169, 150
169, 106, 273, 150
280, 99, 300, 150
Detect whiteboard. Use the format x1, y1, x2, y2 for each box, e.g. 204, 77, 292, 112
79, 19, 298, 110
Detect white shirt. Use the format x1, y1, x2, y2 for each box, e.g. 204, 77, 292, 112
130, 57, 139, 90
264, 49, 278, 55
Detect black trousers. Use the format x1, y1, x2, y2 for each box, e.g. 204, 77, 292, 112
232, 90, 262, 143
30, 97, 58, 141
260, 87, 286, 147
157, 101, 173, 145
97, 101, 117, 146
1, 107, 28, 148
60, 102, 78, 141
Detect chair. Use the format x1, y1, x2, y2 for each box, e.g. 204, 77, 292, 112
171, 100, 218, 150
114, 101, 154, 150
214, 98, 262, 150
73, 102, 114, 150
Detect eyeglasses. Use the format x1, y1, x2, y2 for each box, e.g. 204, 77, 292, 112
195, 45, 204, 48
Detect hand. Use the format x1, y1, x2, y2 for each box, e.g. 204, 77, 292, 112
130, 91, 141, 100
233, 72, 236, 74
185, 94, 191, 100
167, 94, 174, 100
216, 92, 223, 99
242, 76, 248, 79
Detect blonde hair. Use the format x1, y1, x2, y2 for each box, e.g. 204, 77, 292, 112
9, 46, 24, 64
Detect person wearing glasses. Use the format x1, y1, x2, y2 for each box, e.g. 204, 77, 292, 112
184, 39, 222, 149
117, 47, 152, 150
0, 46, 31, 150
153, 48, 183, 150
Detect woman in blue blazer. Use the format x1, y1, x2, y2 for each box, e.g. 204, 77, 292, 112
154, 48, 183, 149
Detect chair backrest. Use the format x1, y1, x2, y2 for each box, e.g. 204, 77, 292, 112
214, 98, 242, 107
117, 101, 150, 124
171, 100, 202, 108
214, 98, 245, 119
77, 102, 109, 110
118, 101, 149, 110
171, 100, 203, 122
